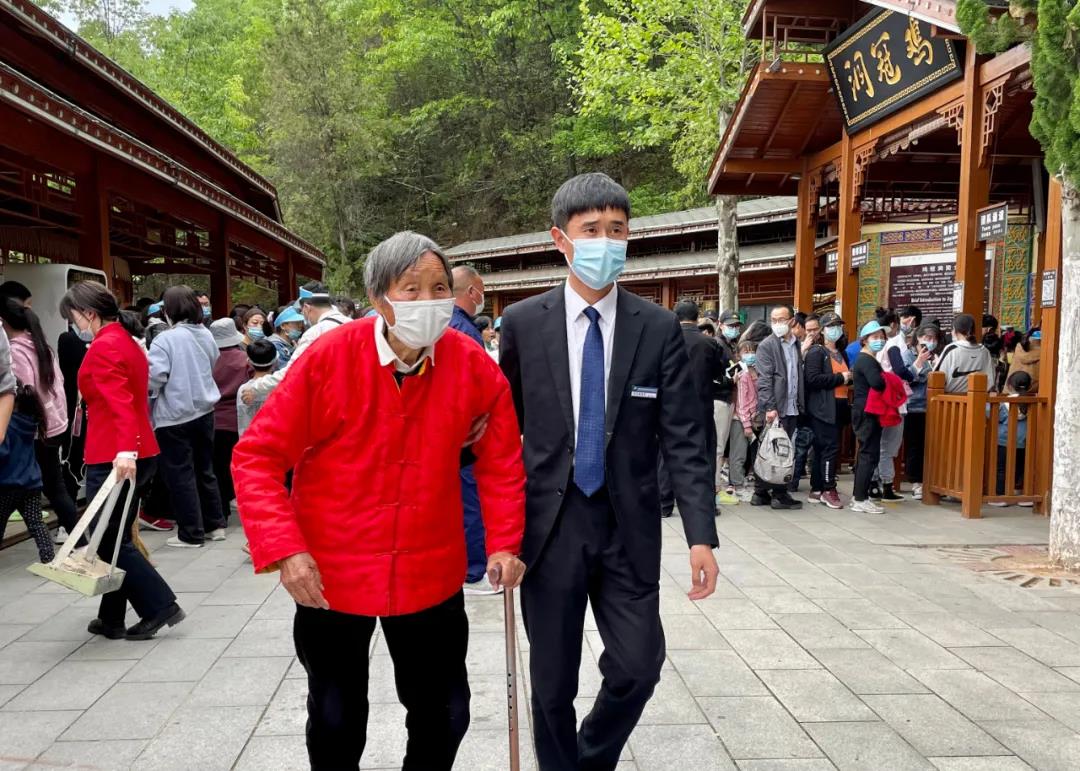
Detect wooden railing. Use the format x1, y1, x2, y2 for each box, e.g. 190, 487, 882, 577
923, 371, 1050, 518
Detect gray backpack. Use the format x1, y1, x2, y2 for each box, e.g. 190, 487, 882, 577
754, 419, 794, 485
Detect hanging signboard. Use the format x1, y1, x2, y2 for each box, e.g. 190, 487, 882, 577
824, 10, 962, 133
1042, 270, 1057, 308
850, 240, 870, 269
889, 252, 993, 330
825, 250, 838, 274
941, 219, 959, 251
977, 203, 1009, 242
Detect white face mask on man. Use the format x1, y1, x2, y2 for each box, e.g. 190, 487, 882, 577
385, 298, 455, 349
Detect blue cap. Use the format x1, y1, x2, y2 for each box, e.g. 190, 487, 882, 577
1031, 331, 1041, 341
494, 316, 502, 330
364, 308, 379, 318
859, 320, 886, 339
274, 307, 303, 328
148, 302, 163, 315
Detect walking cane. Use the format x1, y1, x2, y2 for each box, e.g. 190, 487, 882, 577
488, 563, 521, 771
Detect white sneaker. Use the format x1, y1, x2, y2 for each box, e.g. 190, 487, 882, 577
207, 528, 227, 542
463, 579, 502, 596
911, 484, 923, 500
53, 526, 68, 545
1018, 500, 1034, 508
850, 499, 885, 515
166, 536, 204, 548
987, 501, 1009, 508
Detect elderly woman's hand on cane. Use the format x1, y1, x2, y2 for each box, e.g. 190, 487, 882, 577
280, 552, 330, 609
486, 552, 525, 590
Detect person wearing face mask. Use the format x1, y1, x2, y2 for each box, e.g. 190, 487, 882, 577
788, 313, 821, 493
499, 172, 719, 769
233, 231, 526, 770
874, 306, 918, 502
715, 310, 742, 502
268, 305, 305, 368
729, 338, 761, 495
803, 312, 852, 509
195, 291, 212, 326
903, 324, 939, 500
934, 313, 997, 394
210, 318, 249, 523
448, 265, 499, 595
242, 308, 269, 346
850, 320, 889, 515
58, 281, 184, 639
751, 304, 805, 509
239, 281, 352, 407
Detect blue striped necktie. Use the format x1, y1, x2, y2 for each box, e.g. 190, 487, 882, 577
575, 306, 605, 496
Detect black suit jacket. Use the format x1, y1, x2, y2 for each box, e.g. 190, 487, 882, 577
499, 285, 719, 584
680, 323, 725, 419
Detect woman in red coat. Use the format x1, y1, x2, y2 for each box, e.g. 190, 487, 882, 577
232, 231, 526, 771
60, 282, 184, 640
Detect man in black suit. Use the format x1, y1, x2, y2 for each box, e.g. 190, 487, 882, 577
499, 173, 720, 770
674, 299, 728, 486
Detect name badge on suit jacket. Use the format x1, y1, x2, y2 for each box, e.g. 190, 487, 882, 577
630, 386, 658, 400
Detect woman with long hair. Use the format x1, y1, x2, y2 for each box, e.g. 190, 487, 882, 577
1, 297, 78, 538
148, 285, 226, 547
59, 281, 183, 639
0, 384, 54, 563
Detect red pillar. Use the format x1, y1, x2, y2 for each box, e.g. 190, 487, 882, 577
209, 216, 231, 317
76, 159, 112, 282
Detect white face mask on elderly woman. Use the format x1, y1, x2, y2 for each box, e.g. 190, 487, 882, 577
385, 298, 455, 349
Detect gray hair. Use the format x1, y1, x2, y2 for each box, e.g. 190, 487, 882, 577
363, 231, 452, 298
451, 265, 480, 296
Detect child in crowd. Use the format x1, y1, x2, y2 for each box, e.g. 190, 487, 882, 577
728, 339, 760, 498
236, 339, 278, 437
989, 371, 1031, 506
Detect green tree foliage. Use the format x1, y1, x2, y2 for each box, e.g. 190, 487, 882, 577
51, 0, 750, 291
573, 0, 749, 210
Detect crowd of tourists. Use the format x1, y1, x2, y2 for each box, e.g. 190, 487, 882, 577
0, 170, 1044, 770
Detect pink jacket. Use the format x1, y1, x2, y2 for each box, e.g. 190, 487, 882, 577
735, 367, 759, 431
9, 334, 67, 438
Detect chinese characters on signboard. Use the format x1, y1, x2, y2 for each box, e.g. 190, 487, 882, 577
850, 240, 870, 269
941, 220, 958, 250
825, 250, 838, 274
889, 252, 993, 330
977, 203, 1009, 241
825, 11, 961, 132
1042, 270, 1057, 308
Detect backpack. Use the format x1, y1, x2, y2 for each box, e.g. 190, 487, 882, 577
753, 418, 794, 485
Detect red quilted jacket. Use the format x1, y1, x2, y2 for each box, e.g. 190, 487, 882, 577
865, 370, 908, 428
232, 318, 526, 617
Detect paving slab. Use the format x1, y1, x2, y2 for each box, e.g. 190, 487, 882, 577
810, 648, 930, 695
628, 724, 737, 771
804, 721, 935, 770
667, 649, 769, 697
5, 659, 134, 711
862, 694, 1009, 757
977, 719, 1080, 771
950, 646, 1080, 693
133, 704, 262, 770
722, 630, 822, 670
757, 669, 876, 722
911, 670, 1047, 722
61, 681, 193, 742
0, 710, 82, 766
34, 739, 148, 769
698, 696, 822, 760
927, 758, 1032, 771
771, 614, 871, 650
854, 629, 969, 670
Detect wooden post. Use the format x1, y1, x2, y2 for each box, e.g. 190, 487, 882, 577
794, 163, 816, 313
279, 251, 298, 307
209, 216, 231, 318
1035, 179, 1063, 514
956, 45, 990, 319
76, 159, 112, 281
923, 371, 945, 506
836, 130, 861, 331
961, 373, 989, 519
661, 279, 673, 309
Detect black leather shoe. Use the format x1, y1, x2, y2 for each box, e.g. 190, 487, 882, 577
750, 493, 771, 506
87, 618, 126, 640
125, 603, 185, 641
772, 493, 804, 510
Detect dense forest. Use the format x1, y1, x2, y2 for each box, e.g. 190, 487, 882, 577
42, 0, 749, 292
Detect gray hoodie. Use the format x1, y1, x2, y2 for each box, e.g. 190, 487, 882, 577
148, 322, 221, 428
934, 339, 996, 394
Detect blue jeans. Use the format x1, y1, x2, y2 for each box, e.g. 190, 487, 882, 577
461, 465, 486, 583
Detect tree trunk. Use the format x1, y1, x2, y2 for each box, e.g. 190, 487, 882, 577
716, 107, 739, 312
716, 195, 739, 312
1050, 182, 1080, 571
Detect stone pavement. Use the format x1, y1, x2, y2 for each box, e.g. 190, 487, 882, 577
1, 490, 1079, 770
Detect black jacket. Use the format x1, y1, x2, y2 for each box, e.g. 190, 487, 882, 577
680, 323, 726, 417
804, 344, 847, 424
499, 286, 719, 584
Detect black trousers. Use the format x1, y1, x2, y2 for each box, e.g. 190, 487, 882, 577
35, 436, 79, 533
904, 411, 927, 484
996, 444, 1026, 495
755, 415, 798, 497
85, 460, 177, 625
791, 419, 814, 482
155, 413, 226, 544
60, 423, 86, 506
522, 486, 664, 771
809, 414, 840, 493
293, 594, 471, 771
851, 409, 883, 502
212, 429, 239, 514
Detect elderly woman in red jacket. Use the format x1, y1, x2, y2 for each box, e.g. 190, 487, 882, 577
60, 282, 184, 640
233, 231, 526, 771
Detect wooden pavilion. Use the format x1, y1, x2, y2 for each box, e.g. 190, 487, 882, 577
0, 0, 324, 313
708, 0, 1061, 515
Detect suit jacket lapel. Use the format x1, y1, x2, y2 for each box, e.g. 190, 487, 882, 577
541, 289, 576, 445
605, 287, 644, 445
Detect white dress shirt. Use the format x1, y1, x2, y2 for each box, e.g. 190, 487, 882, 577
374, 315, 435, 373
564, 281, 617, 435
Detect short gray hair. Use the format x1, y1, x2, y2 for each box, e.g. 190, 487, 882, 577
451, 264, 480, 296
364, 231, 452, 298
